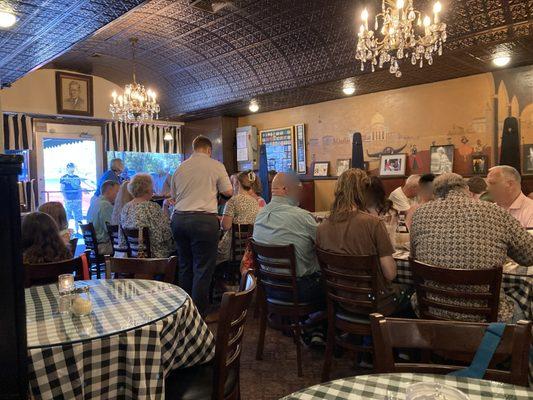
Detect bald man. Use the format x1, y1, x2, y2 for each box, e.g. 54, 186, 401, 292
389, 174, 420, 212
253, 173, 323, 304
487, 165, 533, 228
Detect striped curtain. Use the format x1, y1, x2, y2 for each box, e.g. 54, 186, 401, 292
105, 121, 182, 154
3, 113, 33, 150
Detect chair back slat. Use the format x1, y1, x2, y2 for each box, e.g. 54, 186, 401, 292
410, 259, 502, 322
79, 222, 99, 254
105, 223, 130, 257
69, 238, 78, 255
24, 256, 84, 287
316, 248, 380, 315
122, 226, 152, 258
370, 313, 531, 387
105, 256, 176, 283
231, 223, 253, 262
251, 240, 300, 302
212, 272, 256, 400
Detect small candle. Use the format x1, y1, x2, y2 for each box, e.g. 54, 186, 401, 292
58, 274, 74, 295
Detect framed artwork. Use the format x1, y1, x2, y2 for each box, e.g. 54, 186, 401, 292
522, 144, 533, 175
471, 154, 488, 175
313, 161, 330, 177
259, 126, 294, 172
336, 158, 351, 176
56, 71, 94, 116
379, 153, 406, 177
294, 123, 307, 174
430, 144, 454, 175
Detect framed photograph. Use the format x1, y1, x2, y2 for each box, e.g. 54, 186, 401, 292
471, 154, 488, 175
379, 153, 406, 177
313, 161, 330, 177
336, 158, 351, 176
522, 144, 533, 175
56, 71, 94, 116
430, 144, 454, 175
294, 123, 307, 174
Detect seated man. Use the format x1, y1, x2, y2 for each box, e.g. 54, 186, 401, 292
487, 165, 533, 228
411, 173, 533, 322
87, 180, 120, 255
388, 174, 420, 212
405, 173, 435, 229
253, 172, 323, 304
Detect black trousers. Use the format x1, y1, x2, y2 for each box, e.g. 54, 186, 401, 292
171, 213, 219, 316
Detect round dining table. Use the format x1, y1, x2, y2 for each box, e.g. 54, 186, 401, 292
281, 373, 532, 399
26, 279, 215, 399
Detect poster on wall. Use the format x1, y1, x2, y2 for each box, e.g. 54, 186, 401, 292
294, 123, 307, 174
259, 126, 295, 172
430, 145, 454, 175
55, 71, 94, 117
522, 144, 533, 175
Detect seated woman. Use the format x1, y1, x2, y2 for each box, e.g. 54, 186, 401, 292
119, 174, 175, 258
111, 181, 133, 225
316, 168, 407, 316
250, 171, 266, 208
38, 201, 71, 245
22, 212, 72, 264
217, 171, 260, 264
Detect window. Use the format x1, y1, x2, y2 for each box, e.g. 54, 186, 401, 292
5, 149, 30, 181
106, 151, 183, 178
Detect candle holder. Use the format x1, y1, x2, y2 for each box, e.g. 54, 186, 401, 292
58, 274, 75, 295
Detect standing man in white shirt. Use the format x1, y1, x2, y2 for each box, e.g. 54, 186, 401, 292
388, 174, 420, 212
171, 136, 233, 316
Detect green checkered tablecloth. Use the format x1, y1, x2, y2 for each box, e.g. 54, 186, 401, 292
281, 373, 532, 399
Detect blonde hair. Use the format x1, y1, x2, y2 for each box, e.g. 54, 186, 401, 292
111, 181, 133, 224
329, 168, 370, 223
128, 173, 153, 198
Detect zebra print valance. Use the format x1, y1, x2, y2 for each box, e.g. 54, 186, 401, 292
3, 113, 33, 150
105, 121, 182, 154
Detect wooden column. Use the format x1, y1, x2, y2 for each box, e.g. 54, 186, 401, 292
0, 154, 27, 398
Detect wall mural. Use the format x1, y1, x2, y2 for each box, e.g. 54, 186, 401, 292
239, 65, 533, 177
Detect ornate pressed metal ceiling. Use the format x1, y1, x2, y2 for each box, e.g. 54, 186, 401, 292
2, 1, 533, 121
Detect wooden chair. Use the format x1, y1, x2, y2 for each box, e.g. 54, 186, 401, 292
251, 240, 323, 377
105, 222, 130, 257
79, 222, 105, 279
165, 272, 257, 400
410, 259, 502, 322
122, 226, 151, 258
69, 237, 78, 256
316, 248, 383, 381
370, 313, 531, 386
105, 256, 177, 283
24, 256, 85, 287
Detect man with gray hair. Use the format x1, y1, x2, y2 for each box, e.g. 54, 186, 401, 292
388, 174, 420, 212
487, 165, 533, 228
410, 173, 533, 322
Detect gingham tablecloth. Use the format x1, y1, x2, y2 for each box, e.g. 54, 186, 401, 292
26, 279, 215, 399
393, 251, 533, 320
281, 373, 532, 399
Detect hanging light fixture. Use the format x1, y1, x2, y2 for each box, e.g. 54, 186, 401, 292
356, 0, 446, 77
0, 10, 17, 28
249, 99, 259, 113
342, 80, 356, 95
163, 128, 173, 141
109, 38, 160, 123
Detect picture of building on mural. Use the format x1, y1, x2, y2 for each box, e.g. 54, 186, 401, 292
430, 145, 454, 174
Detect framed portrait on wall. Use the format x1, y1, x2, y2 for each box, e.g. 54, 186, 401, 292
336, 158, 351, 176
379, 154, 406, 177
430, 144, 454, 175
56, 71, 94, 116
522, 144, 533, 175
313, 161, 330, 177
471, 154, 488, 175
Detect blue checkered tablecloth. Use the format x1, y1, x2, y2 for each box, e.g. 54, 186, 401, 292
393, 251, 533, 320
281, 373, 532, 399
26, 279, 215, 399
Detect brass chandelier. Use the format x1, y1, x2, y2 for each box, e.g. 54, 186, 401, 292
356, 0, 446, 77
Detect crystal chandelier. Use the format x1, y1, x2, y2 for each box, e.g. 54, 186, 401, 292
356, 0, 446, 77
109, 38, 160, 123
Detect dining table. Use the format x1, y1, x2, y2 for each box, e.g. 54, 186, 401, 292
26, 279, 215, 399
281, 373, 532, 399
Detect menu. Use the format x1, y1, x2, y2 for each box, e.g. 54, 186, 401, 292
259, 126, 294, 172
294, 123, 306, 174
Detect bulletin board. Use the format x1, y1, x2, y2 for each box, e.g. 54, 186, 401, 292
259, 126, 295, 172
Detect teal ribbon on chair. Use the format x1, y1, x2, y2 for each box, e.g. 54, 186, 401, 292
448, 323, 506, 379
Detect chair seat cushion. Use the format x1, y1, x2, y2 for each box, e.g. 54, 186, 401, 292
335, 309, 370, 324
165, 362, 237, 400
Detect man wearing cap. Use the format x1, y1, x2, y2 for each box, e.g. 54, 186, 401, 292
60, 162, 83, 234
